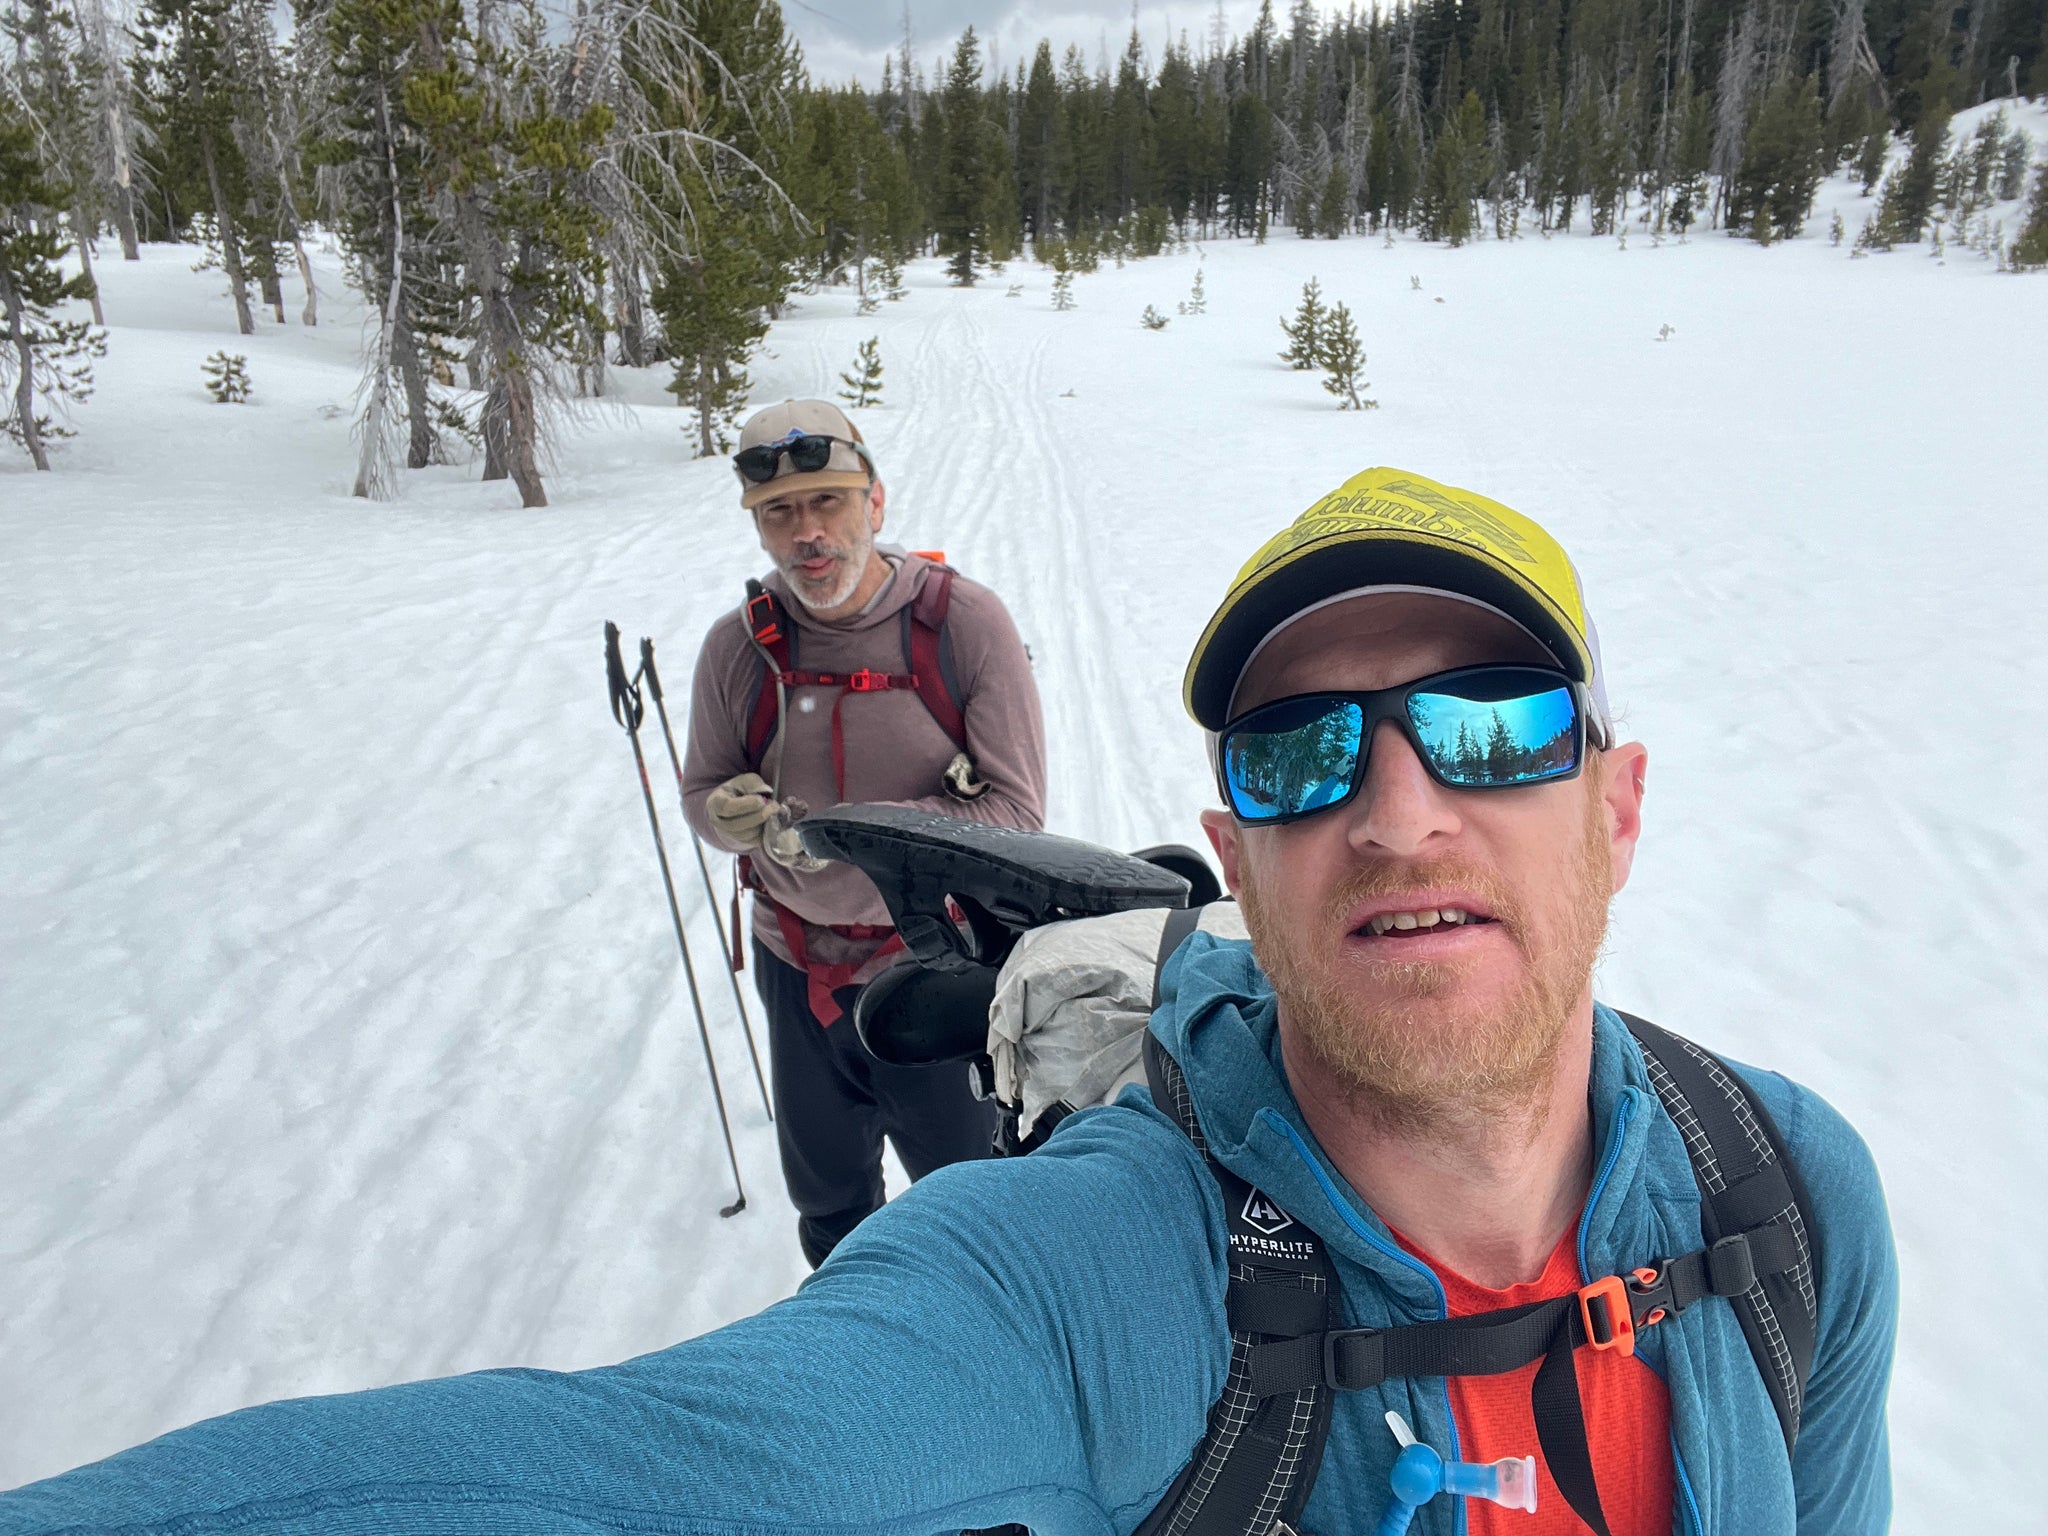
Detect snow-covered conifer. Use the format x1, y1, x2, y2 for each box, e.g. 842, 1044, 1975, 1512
201, 349, 250, 401
0, 107, 106, 469
1140, 303, 1169, 329
838, 337, 883, 407
1278, 276, 1325, 368
1316, 300, 1373, 410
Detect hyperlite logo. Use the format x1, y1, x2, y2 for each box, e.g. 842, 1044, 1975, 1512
1240, 1188, 1295, 1237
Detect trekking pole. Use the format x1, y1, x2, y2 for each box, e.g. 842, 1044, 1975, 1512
637, 634, 774, 1122
605, 621, 746, 1218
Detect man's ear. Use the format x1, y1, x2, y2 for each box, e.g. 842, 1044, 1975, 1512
866, 477, 887, 530
1200, 808, 1245, 898
1599, 741, 1649, 895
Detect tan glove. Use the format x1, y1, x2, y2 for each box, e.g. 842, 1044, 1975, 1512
761, 795, 828, 873
706, 773, 777, 847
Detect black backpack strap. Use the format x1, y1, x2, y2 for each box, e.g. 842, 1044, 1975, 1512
1153, 904, 1207, 1010
1137, 1032, 1337, 1536
1619, 1011, 1819, 1450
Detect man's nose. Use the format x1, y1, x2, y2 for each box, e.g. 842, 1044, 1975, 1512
1345, 719, 1461, 858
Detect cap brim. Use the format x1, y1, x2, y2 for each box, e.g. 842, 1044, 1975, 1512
1186, 529, 1597, 729
740, 469, 873, 510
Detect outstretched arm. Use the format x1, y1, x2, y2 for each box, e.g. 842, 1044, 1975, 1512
0, 1112, 1225, 1536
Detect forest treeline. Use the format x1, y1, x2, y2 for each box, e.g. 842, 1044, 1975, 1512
3, 0, 2047, 493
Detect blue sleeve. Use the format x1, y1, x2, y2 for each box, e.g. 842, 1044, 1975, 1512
0, 1108, 1228, 1536
1742, 1068, 1898, 1536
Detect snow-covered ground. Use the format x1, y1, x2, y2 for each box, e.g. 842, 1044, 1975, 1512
4, 101, 2046, 1524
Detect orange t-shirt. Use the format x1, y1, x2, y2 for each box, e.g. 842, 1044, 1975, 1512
1392, 1222, 1674, 1536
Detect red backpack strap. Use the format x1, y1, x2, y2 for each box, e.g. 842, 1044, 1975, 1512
905, 566, 968, 750
743, 579, 792, 767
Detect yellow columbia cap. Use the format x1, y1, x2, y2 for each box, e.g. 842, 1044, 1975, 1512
1184, 467, 1607, 730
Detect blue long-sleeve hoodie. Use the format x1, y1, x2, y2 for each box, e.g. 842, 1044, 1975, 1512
0, 934, 1897, 1536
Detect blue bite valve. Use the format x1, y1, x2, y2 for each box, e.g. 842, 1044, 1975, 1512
1373, 1413, 1539, 1536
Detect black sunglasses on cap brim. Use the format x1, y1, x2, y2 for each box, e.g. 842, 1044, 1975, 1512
732, 432, 875, 486
1216, 665, 1590, 826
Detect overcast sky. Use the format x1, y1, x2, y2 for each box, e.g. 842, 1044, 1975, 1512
784, 2, 1296, 88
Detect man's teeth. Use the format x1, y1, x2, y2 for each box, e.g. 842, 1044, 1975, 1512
1365, 908, 1472, 936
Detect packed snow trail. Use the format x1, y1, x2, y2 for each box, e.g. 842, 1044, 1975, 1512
4, 110, 2047, 1526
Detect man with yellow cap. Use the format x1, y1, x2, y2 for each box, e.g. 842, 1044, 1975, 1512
1, 470, 1895, 1536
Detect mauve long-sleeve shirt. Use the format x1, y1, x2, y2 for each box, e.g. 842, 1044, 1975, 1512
682, 549, 1047, 982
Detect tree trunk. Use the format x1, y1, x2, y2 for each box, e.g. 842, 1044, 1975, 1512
393, 321, 436, 469
72, 213, 105, 326
614, 261, 647, 366
353, 96, 407, 500
200, 128, 255, 335
107, 103, 140, 260
260, 264, 285, 323
481, 377, 509, 481
291, 237, 316, 325
694, 355, 716, 457
3, 261, 52, 470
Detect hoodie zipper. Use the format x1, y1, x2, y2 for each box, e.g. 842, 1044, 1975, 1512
1260, 1106, 1469, 1526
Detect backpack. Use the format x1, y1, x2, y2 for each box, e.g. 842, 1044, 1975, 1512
790, 807, 1821, 1536
740, 565, 967, 800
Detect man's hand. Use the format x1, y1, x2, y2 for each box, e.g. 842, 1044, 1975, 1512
709, 773, 827, 872
707, 773, 777, 846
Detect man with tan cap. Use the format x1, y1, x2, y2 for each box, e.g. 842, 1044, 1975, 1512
680, 399, 1047, 1267
3, 469, 1894, 1536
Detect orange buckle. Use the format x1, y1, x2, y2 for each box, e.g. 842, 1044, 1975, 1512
1578, 1275, 1637, 1356
746, 591, 782, 645
847, 669, 887, 692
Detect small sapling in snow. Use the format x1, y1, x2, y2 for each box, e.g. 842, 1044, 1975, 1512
1830, 212, 1845, 246
1051, 269, 1076, 310
203, 351, 253, 403
1140, 304, 1169, 330
1278, 277, 1326, 368
1177, 268, 1206, 315
1409, 275, 1422, 291
838, 338, 884, 408
1316, 302, 1375, 411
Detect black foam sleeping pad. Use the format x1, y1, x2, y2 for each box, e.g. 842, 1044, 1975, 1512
798, 806, 1192, 971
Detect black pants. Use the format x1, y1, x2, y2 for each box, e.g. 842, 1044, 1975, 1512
754, 941, 997, 1268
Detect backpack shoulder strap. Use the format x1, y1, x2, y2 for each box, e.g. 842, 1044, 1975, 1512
742, 578, 792, 767
902, 565, 968, 750
1135, 1029, 1338, 1536
1617, 1010, 1819, 1450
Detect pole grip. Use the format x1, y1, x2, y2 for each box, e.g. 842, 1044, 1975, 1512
639, 636, 665, 702
605, 621, 641, 731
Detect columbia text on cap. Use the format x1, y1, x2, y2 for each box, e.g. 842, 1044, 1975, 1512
1183, 467, 1609, 733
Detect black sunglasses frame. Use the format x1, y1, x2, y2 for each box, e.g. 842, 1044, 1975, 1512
733, 433, 875, 486
1214, 664, 1591, 827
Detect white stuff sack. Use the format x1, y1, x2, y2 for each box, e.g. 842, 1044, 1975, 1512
987, 902, 1247, 1143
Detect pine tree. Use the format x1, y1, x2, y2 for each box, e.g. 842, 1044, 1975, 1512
1177, 265, 1205, 314
0, 106, 106, 469
1278, 275, 1325, 368
1140, 303, 1169, 329
1877, 97, 1952, 244
1050, 263, 1075, 310
1732, 72, 1827, 241
838, 336, 884, 407
2013, 162, 2048, 271
1316, 299, 1372, 409
201, 349, 251, 401
935, 28, 990, 285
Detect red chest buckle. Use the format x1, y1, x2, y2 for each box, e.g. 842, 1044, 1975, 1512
1578, 1275, 1637, 1356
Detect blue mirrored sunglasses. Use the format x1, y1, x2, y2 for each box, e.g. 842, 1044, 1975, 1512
1216, 665, 1587, 826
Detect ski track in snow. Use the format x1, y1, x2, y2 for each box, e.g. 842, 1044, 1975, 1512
4, 102, 2047, 1524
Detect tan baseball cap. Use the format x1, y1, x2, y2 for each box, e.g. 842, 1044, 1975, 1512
735, 399, 876, 510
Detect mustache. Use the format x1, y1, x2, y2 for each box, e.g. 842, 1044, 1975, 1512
787, 537, 850, 564
1320, 856, 1527, 943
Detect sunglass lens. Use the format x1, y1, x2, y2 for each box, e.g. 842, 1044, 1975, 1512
1221, 697, 1366, 822
786, 435, 834, 473
1406, 671, 1580, 787
734, 445, 781, 483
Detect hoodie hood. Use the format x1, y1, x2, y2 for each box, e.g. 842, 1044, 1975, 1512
762, 545, 932, 635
